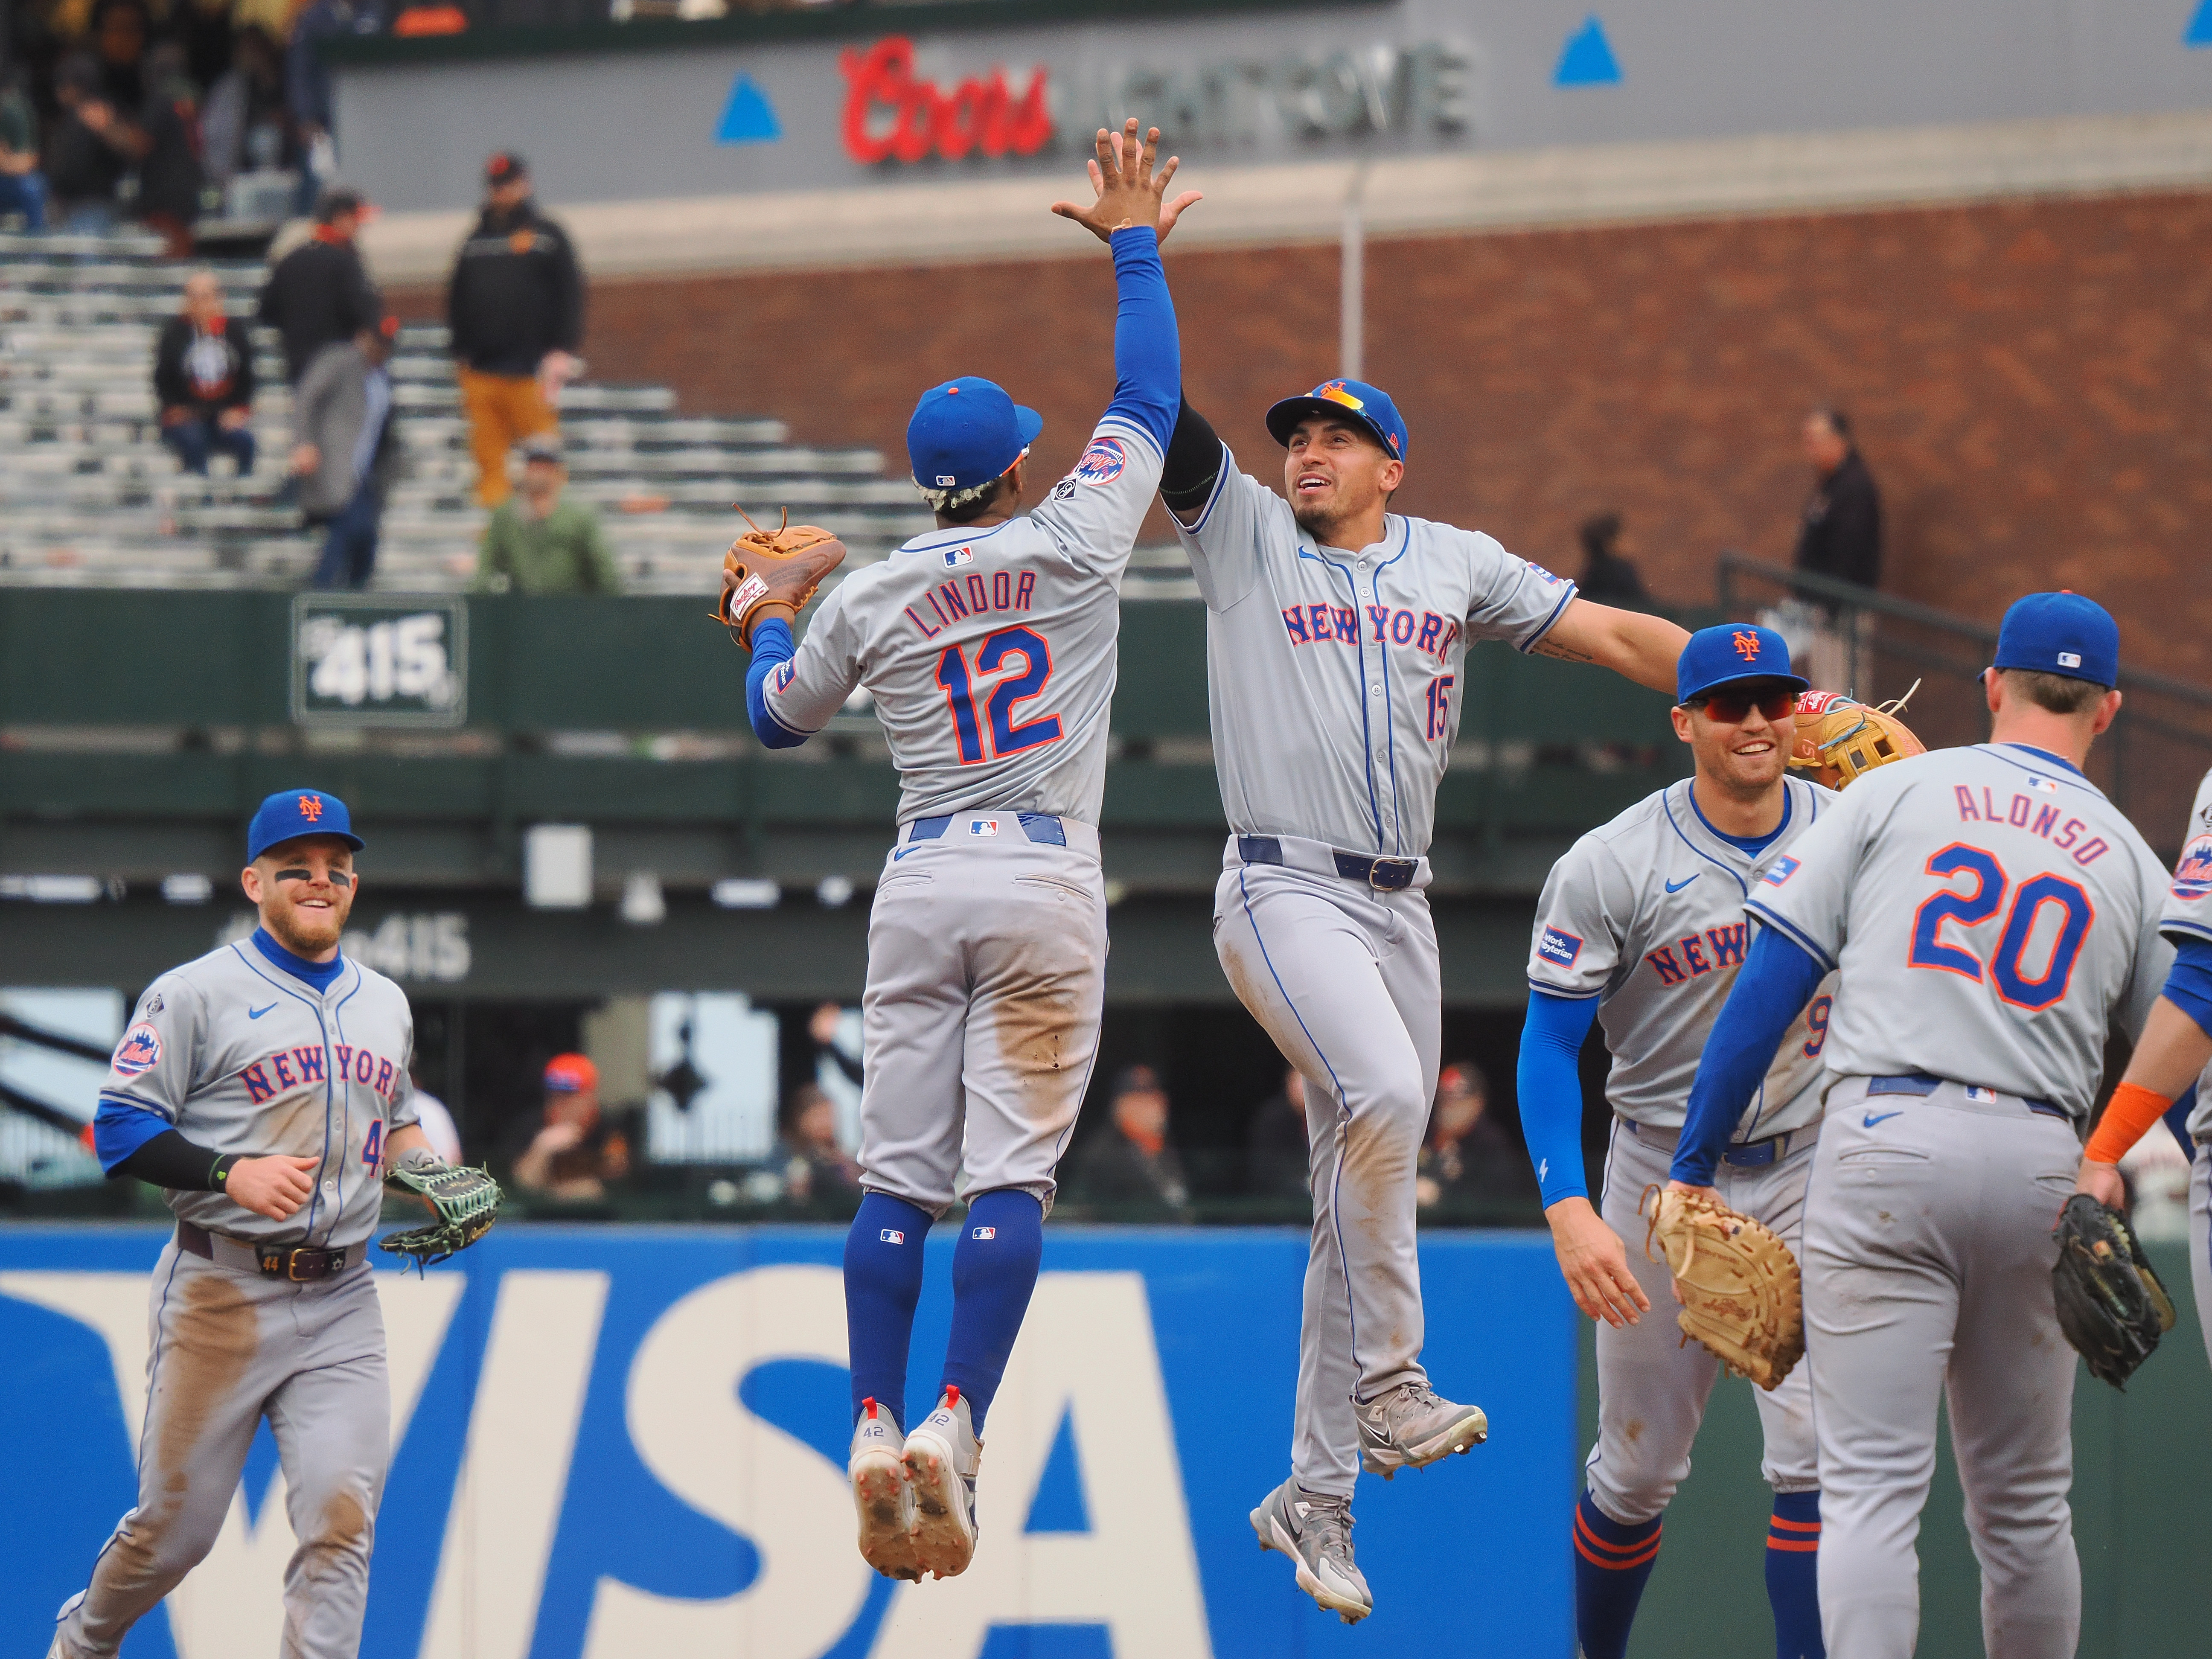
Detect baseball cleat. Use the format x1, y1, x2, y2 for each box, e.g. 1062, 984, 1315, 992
1251, 1478, 1372, 1624
849, 1397, 921, 1581
1355, 1379, 1488, 1479
904, 1385, 982, 1580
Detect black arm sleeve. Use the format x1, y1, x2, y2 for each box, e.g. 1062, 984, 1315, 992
114, 1128, 234, 1192
1158, 393, 1222, 514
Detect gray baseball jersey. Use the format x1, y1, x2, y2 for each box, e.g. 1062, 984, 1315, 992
1175, 455, 1578, 854
761, 413, 1164, 828
1529, 776, 1839, 1138
2159, 765, 2212, 1141
100, 939, 419, 1248
1748, 742, 2172, 1121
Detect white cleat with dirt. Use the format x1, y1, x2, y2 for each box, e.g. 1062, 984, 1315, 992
1355, 1379, 1489, 1478
903, 1385, 982, 1580
850, 1397, 921, 1581
1251, 1477, 1373, 1624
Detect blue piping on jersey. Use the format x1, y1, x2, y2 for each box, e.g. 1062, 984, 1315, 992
1980, 743, 2100, 792
900, 519, 1019, 557
1310, 545, 1386, 851
1370, 517, 1413, 856
1743, 901, 1837, 972
2164, 920, 2212, 946
326, 965, 369, 1250
1996, 741, 2087, 780
250, 926, 346, 992
1688, 780, 1792, 859
1525, 977, 1604, 999
1661, 784, 1751, 899
233, 944, 338, 1240
1513, 576, 1579, 654
1237, 864, 1363, 1382
96, 1086, 172, 1120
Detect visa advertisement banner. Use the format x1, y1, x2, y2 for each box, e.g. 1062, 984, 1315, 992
1, 1226, 1577, 1658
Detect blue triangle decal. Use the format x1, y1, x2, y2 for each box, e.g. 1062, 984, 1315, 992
1021, 1406, 1092, 1534
715, 73, 783, 146
2189, 0, 2212, 46
239, 1416, 281, 1527
1555, 15, 1623, 86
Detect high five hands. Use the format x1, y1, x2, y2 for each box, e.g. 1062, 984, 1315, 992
1051, 117, 1204, 246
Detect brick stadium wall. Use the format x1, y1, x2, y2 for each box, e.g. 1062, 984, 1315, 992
392, 189, 2212, 684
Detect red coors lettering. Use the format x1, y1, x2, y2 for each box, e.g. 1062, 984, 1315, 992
840, 37, 1052, 165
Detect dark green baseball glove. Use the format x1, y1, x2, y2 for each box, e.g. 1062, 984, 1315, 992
381, 1148, 502, 1269
2051, 1194, 2175, 1390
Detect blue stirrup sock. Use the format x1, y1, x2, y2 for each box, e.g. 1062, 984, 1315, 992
1766, 1490, 1825, 1658
844, 1193, 933, 1432
1573, 1491, 1663, 1659
938, 1188, 1045, 1435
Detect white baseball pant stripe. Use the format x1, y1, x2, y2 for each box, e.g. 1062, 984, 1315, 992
2192, 1143, 2212, 1372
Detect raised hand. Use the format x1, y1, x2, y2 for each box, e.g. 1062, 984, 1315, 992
1051, 117, 1204, 247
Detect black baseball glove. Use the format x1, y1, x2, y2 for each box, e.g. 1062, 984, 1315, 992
2051, 1193, 2175, 1390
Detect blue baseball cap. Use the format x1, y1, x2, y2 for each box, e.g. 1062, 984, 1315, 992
247, 789, 364, 862
906, 376, 1043, 493
1265, 379, 1409, 463
1676, 623, 1809, 705
1991, 591, 2119, 689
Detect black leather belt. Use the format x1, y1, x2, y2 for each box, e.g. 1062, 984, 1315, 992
1867, 1073, 2066, 1121
178, 1220, 351, 1281
1237, 835, 1419, 892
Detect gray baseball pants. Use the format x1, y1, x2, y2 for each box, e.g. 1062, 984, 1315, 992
1585, 1118, 1819, 1526
54, 1233, 390, 1659
1214, 838, 1439, 1498
2192, 1142, 2212, 1371
858, 813, 1106, 1215
1805, 1076, 2082, 1659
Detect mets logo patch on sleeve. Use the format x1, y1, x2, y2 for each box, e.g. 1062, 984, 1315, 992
1537, 926, 1583, 968
2174, 835, 2212, 902
111, 1022, 162, 1077
1761, 856, 1802, 888
1072, 436, 1128, 486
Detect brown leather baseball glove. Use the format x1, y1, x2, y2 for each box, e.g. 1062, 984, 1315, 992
713, 507, 845, 649
1788, 684, 1926, 789
1643, 1184, 1806, 1390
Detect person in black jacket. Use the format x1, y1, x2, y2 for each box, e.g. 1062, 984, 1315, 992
1575, 510, 1651, 608
47, 52, 134, 233
154, 270, 256, 476
1791, 407, 1883, 689
447, 151, 584, 507
1071, 1065, 1192, 1219
258, 187, 381, 386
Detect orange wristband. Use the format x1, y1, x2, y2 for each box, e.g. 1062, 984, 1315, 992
2083, 1080, 2174, 1166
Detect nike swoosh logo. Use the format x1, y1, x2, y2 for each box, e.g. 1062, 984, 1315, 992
1862, 1109, 1903, 1128
1665, 875, 1699, 893
892, 845, 920, 861
248, 1003, 277, 1019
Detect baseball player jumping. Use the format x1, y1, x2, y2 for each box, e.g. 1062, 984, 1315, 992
53, 789, 478, 1659
2070, 757, 2212, 1370
1669, 593, 2172, 1658
1099, 261, 1685, 1612
1519, 623, 1835, 1659
733, 121, 1188, 1583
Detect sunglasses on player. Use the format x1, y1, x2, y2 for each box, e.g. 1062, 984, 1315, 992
1687, 685, 1798, 725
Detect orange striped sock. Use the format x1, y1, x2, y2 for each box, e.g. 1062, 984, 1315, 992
1573, 1493, 1662, 1659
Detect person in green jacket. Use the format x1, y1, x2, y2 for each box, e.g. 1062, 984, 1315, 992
474, 436, 623, 594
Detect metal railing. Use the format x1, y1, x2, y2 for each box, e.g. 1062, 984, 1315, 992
1717, 554, 2212, 858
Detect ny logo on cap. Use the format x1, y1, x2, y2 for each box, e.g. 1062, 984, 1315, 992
297, 795, 324, 821
1732, 629, 1762, 661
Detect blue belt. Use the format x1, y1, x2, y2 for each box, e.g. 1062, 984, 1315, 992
1866, 1073, 2066, 1121
1631, 1119, 1808, 1167
1237, 834, 1418, 892
908, 812, 1067, 847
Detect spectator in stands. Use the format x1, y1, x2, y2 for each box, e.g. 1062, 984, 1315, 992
1416, 1061, 1531, 1212
809, 1000, 863, 1090
259, 185, 381, 385
91, 0, 149, 116
175, 0, 239, 102
134, 41, 203, 256
47, 52, 134, 233
291, 315, 400, 590
286, 0, 378, 209
1792, 406, 1883, 690
448, 151, 585, 507
778, 1082, 862, 1206
1246, 1066, 1310, 1202
1071, 1064, 1191, 1218
472, 436, 621, 594
512, 1052, 630, 1203
0, 67, 48, 231
202, 25, 296, 200
1575, 510, 1651, 608
154, 270, 256, 477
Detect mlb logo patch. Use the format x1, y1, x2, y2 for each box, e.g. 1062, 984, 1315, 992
1072, 436, 1128, 486
1964, 1086, 1997, 1104
111, 1022, 161, 1077
970, 818, 1001, 837
1537, 926, 1583, 968
972, 1226, 997, 1240
943, 546, 975, 568
879, 1228, 905, 1245
1761, 856, 1802, 888
2029, 776, 2058, 794
2058, 652, 2082, 669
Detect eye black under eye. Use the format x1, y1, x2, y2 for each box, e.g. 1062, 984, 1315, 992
275, 868, 352, 887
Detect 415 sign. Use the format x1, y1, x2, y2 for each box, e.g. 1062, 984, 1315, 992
291, 594, 468, 728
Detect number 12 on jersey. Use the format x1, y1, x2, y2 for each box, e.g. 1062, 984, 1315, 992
937, 626, 1064, 765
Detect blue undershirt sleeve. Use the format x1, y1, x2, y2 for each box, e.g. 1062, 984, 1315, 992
2166, 1086, 2198, 1159
94, 1097, 178, 1175
744, 617, 806, 751
1100, 228, 1178, 450
1516, 989, 1599, 1208
2160, 937, 2212, 1042
1671, 924, 1827, 1185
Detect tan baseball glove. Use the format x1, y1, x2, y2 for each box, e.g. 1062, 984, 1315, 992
1788, 683, 1926, 789
1643, 1184, 1806, 1390
713, 507, 845, 649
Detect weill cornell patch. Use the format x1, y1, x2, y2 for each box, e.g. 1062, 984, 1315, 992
111, 1022, 162, 1077
1072, 436, 1128, 486
1537, 926, 1583, 968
